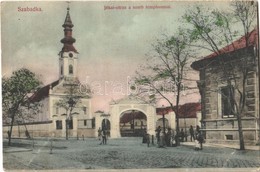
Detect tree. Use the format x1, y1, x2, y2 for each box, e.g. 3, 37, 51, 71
2, 68, 42, 146
134, 31, 197, 146
183, 1, 257, 150
55, 81, 91, 140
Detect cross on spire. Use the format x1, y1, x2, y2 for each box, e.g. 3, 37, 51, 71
67, 1, 70, 10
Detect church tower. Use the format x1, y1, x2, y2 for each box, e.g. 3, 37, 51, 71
59, 7, 78, 79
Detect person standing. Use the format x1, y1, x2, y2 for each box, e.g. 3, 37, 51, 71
194, 125, 203, 150
142, 129, 147, 143
166, 128, 172, 146
189, 125, 195, 142
100, 130, 107, 145
98, 127, 102, 140
170, 129, 175, 147
197, 131, 204, 150
159, 130, 165, 148
195, 125, 201, 140
180, 129, 184, 142
155, 126, 161, 144
146, 133, 150, 147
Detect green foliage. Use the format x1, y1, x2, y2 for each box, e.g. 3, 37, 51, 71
183, 3, 257, 53
2, 68, 42, 117
214, 12, 225, 27
2, 68, 42, 145
134, 30, 193, 106
135, 76, 151, 85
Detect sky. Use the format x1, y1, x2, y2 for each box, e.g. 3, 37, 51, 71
1, 1, 233, 113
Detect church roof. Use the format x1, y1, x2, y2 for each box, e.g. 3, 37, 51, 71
29, 80, 59, 102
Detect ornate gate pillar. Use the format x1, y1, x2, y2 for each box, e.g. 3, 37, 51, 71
110, 105, 121, 138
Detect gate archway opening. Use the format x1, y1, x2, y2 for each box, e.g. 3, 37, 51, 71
120, 110, 147, 137
101, 119, 111, 137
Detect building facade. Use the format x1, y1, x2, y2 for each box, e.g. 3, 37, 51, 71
191, 30, 259, 145
42, 7, 94, 138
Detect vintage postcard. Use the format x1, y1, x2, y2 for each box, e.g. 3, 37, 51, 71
1, 0, 259, 171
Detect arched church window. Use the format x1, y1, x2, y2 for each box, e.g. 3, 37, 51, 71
83, 106, 87, 115
69, 65, 73, 74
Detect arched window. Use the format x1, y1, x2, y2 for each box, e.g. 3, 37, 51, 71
69, 65, 73, 74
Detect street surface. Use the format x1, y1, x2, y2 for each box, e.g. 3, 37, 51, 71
3, 137, 260, 171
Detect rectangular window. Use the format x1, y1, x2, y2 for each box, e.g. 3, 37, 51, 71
225, 135, 233, 140
221, 86, 235, 117
92, 118, 95, 129
83, 107, 87, 115
84, 120, 87, 126
56, 120, 62, 130
68, 119, 73, 129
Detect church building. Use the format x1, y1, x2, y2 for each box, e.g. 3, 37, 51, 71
45, 7, 94, 137
3, 7, 95, 138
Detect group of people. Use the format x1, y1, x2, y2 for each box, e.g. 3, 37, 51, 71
188, 125, 204, 150
98, 128, 108, 145
155, 126, 175, 147
178, 125, 200, 143
97, 125, 204, 149
155, 125, 204, 150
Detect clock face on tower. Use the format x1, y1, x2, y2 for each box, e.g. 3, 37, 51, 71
69, 53, 73, 58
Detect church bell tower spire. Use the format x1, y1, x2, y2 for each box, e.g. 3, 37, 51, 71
60, 6, 78, 53
59, 5, 78, 80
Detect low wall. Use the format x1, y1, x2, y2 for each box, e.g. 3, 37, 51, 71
3, 122, 52, 138
3, 122, 95, 138
77, 128, 95, 138
204, 129, 259, 146
205, 139, 257, 146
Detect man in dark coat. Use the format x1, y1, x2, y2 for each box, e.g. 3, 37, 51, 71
197, 131, 204, 150
189, 125, 195, 142
155, 126, 161, 144
180, 129, 184, 142
100, 130, 107, 145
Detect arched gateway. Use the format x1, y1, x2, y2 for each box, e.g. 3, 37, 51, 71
110, 96, 156, 138
95, 96, 156, 138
